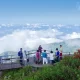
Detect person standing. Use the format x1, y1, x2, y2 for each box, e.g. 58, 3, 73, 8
24, 50, 29, 63
41, 50, 48, 64
0, 56, 1, 64
49, 51, 55, 64
56, 48, 60, 62
38, 45, 43, 63
38, 45, 42, 54
60, 45, 63, 60
18, 48, 23, 66
36, 50, 40, 64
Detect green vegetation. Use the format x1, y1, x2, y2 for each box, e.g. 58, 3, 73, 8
1, 56, 80, 80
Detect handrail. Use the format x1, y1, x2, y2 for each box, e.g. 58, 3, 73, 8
0, 51, 72, 70
0, 50, 71, 64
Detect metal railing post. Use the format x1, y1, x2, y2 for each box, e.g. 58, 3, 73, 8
11, 55, 12, 69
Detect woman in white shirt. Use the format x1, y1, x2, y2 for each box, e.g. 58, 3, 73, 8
49, 51, 55, 64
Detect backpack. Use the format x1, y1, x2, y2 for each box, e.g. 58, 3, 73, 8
18, 51, 20, 56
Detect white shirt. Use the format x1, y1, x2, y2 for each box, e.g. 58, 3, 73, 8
49, 53, 54, 60
60, 47, 63, 53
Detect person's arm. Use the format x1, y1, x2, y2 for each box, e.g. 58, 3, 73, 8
41, 53, 43, 57
46, 53, 47, 57
55, 52, 57, 56
18, 52, 20, 56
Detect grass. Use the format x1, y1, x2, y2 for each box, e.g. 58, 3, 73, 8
0, 55, 80, 80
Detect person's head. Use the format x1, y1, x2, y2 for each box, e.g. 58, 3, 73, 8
50, 51, 53, 53
44, 50, 46, 52
39, 45, 41, 47
24, 50, 26, 53
56, 48, 58, 51
60, 45, 62, 47
20, 48, 22, 51
37, 50, 39, 52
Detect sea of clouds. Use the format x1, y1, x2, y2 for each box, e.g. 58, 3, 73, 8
0, 24, 80, 54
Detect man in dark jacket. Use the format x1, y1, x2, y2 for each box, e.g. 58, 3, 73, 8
56, 48, 60, 62
18, 48, 23, 66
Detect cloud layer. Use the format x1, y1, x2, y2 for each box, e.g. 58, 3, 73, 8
0, 29, 63, 53
0, 24, 80, 54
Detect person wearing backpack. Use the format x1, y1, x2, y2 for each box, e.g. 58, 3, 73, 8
18, 48, 24, 66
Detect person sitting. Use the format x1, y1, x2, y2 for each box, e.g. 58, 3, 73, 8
41, 50, 48, 64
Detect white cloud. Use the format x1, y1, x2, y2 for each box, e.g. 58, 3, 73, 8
61, 32, 80, 40
0, 24, 80, 54
74, 24, 79, 26
57, 24, 64, 27
0, 29, 62, 54
0, 24, 14, 27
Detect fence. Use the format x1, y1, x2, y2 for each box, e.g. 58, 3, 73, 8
0, 51, 71, 70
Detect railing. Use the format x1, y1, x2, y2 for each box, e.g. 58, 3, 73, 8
0, 50, 71, 70
0, 51, 71, 64
0, 55, 18, 64
27, 50, 72, 56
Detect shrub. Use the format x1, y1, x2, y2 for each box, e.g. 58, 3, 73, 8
74, 49, 80, 59
60, 56, 80, 69
1, 55, 80, 80
25, 65, 79, 80
2, 66, 33, 80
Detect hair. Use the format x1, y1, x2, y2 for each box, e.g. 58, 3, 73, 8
50, 51, 53, 53
56, 48, 58, 50
60, 45, 62, 47
24, 50, 26, 52
20, 48, 22, 50
39, 45, 41, 47
44, 50, 46, 52
37, 50, 39, 52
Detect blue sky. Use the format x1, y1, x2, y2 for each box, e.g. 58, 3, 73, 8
0, 0, 80, 24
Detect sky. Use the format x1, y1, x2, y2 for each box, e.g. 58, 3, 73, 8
0, 0, 80, 54
0, 0, 80, 24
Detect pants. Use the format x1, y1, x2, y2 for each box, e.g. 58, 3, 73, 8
50, 60, 55, 64
60, 53, 62, 60
56, 56, 60, 62
43, 58, 48, 64
20, 57, 23, 66
36, 58, 40, 64
60, 56, 62, 60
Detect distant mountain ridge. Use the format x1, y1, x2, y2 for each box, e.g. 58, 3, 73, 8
47, 38, 80, 53
0, 38, 80, 56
